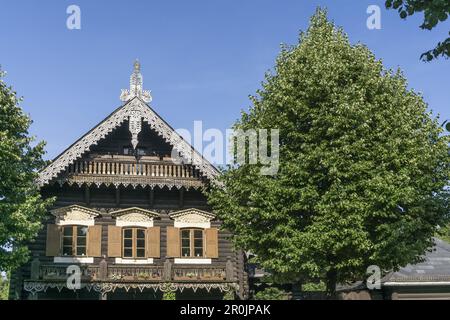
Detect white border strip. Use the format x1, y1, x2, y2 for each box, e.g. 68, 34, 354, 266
54, 257, 94, 264
174, 221, 210, 229
384, 281, 450, 287
174, 258, 211, 265
57, 219, 95, 226
115, 258, 154, 264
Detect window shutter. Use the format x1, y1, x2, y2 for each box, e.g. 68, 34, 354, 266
107, 225, 122, 257
146, 227, 160, 258
87, 225, 102, 257
46, 224, 61, 256
166, 226, 180, 257
205, 228, 219, 258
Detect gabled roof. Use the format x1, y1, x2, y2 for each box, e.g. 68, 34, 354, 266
38, 97, 219, 186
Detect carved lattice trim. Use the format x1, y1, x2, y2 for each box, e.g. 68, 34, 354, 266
169, 208, 216, 220
38, 98, 219, 186
110, 207, 159, 218
50, 205, 100, 218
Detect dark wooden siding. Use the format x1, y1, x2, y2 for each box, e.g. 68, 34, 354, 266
11, 183, 248, 299
9, 119, 248, 300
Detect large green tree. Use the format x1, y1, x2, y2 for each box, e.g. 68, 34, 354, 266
208, 9, 450, 295
0, 68, 53, 272
385, 0, 449, 61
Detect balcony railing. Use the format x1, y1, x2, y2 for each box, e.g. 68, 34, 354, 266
67, 160, 200, 179
37, 264, 229, 283
173, 266, 226, 282
39, 264, 99, 281
107, 265, 163, 281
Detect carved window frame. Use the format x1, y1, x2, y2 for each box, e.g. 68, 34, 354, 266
122, 227, 147, 259
61, 225, 88, 257
50, 205, 100, 263
169, 208, 215, 264
180, 228, 204, 258
111, 207, 159, 264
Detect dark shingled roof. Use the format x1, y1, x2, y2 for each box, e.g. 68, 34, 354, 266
383, 238, 450, 283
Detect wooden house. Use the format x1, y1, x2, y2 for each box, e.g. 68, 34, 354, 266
9, 61, 249, 300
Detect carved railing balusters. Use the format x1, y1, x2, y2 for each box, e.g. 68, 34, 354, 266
173, 267, 227, 281
37, 265, 228, 282
62, 160, 203, 189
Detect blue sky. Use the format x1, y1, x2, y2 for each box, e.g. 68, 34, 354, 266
0, 0, 448, 160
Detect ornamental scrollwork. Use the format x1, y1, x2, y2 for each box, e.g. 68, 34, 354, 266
38, 98, 219, 187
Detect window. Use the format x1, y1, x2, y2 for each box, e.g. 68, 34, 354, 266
62, 225, 88, 256
181, 229, 204, 258
123, 147, 131, 155
123, 147, 146, 156
122, 228, 146, 258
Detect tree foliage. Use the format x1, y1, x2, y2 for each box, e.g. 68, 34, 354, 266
253, 287, 287, 300
0, 272, 9, 300
0, 68, 54, 272
162, 291, 176, 300
222, 290, 235, 300
208, 9, 450, 295
385, 0, 450, 61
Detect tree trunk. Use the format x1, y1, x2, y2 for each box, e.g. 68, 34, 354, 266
325, 269, 337, 299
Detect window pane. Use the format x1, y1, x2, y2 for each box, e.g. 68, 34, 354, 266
124, 239, 132, 248
63, 227, 73, 236
137, 239, 145, 248
77, 236, 86, 246
194, 230, 203, 238
63, 237, 72, 246
63, 246, 72, 256
77, 246, 86, 256
181, 247, 190, 257
194, 239, 203, 248
181, 239, 190, 247
124, 249, 133, 257
124, 229, 132, 238
194, 247, 203, 257
181, 230, 190, 239
78, 226, 88, 236
137, 148, 146, 156
136, 249, 145, 258
136, 229, 145, 239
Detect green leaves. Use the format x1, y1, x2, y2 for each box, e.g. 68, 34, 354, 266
208, 8, 450, 292
385, 0, 450, 61
0, 67, 54, 272
0, 272, 9, 300
420, 37, 450, 62
253, 287, 287, 300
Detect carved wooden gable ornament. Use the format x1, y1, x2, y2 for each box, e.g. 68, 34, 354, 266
50, 205, 100, 226
169, 208, 216, 229
111, 207, 160, 228
37, 61, 219, 187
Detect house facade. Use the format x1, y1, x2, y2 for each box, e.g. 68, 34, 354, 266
9, 61, 249, 300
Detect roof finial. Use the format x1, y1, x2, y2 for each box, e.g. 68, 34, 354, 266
134, 59, 140, 71
120, 60, 152, 103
